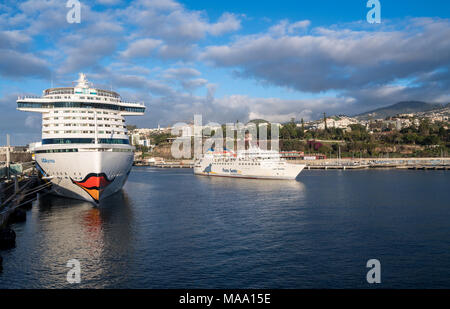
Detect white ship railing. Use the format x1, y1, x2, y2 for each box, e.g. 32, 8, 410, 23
120, 100, 145, 106
18, 96, 42, 99
18, 96, 145, 106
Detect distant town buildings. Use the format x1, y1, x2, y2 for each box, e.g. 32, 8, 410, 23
126, 105, 450, 152
312, 116, 359, 130
0, 146, 29, 154
294, 105, 450, 134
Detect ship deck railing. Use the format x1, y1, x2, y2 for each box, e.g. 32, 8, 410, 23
17, 96, 145, 106
17, 96, 42, 100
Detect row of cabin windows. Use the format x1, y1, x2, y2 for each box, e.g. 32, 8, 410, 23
43, 130, 127, 134
42, 138, 130, 144
36, 148, 132, 153
212, 162, 261, 166
45, 96, 119, 103
43, 123, 126, 128
214, 158, 273, 162
52, 110, 117, 115
36, 148, 78, 153
43, 116, 124, 122
45, 89, 119, 98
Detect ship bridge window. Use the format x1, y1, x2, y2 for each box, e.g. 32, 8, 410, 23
18, 102, 145, 113
42, 138, 130, 145
35, 148, 79, 153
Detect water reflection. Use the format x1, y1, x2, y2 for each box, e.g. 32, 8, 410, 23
196, 175, 306, 191
31, 190, 135, 288
5, 168, 449, 288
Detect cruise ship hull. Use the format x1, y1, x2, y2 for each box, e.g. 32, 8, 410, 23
194, 161, 305, 180
35, 151, 133, 204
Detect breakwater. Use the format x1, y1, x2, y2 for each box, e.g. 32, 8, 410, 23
290, 157, 450, 170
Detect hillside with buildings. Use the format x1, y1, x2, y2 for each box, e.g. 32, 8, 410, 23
355, 101, 446, 120
130, 102, 449, 162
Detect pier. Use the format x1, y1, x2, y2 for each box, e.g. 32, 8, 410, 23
294, 158, 450, 170
133, 157, 450, 171
134, 159, 194, 169
1, 135, 50, 228
0, 160, 51, 259
153, 163, 194, 169
0, 175, 51, 227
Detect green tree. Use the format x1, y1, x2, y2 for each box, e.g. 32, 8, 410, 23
127, 124, 137, 132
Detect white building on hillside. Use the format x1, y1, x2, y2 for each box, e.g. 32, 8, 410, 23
317, 116, 359, 130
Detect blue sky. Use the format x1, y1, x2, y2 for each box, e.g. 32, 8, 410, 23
0, 0, 449, 145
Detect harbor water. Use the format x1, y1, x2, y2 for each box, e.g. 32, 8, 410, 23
1, 168, 450, 288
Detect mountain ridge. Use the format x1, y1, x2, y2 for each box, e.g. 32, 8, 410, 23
355, 101, 446, 119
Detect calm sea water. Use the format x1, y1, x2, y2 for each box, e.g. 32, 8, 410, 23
1, 168, 450, 289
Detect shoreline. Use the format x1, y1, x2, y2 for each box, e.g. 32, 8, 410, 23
291, 157, 450, 170
135, 166, 450, 171
134, 157, 450, 171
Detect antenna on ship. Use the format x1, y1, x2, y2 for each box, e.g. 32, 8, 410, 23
76, 72, 89, 88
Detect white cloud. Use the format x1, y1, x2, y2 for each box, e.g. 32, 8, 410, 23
1, 0, 449, 134
202, 18, 450, 110
181, 78, 208, 91
214, 95, 355, 123
96, 0, 122, 5
120, 0, 242, 45
120, 38, 163, 58
288, 20, 311, 33
25, 115, 40, 129
208, 13, 242, 36
158, 43, 196, 60
269, 19, 310, 37
58, 38, 118, 74
163, 67, 202, 79
0, 49, 50, 78
0, 30, 31, 49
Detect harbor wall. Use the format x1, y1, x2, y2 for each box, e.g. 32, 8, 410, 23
290, 157, 450, 165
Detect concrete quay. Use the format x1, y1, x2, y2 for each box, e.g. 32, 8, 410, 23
291, 157, 450, 170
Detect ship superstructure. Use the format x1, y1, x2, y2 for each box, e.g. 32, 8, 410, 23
17, 73, 145, 203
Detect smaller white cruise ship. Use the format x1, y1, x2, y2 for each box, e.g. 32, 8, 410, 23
194, 147, 305, 180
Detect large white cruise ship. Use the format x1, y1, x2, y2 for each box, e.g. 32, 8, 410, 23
17, 73, 145, 204
194, 146, 305, 180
